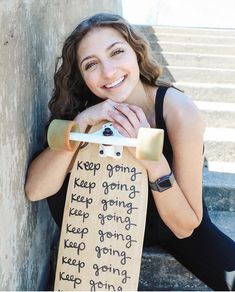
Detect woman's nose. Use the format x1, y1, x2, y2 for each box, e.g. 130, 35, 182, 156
101, 61, 116, 79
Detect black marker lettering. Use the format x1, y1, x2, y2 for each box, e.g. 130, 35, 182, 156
95, 245, 131, 265
73, 178, 96, 194
102, 181, 139, 199
93, 263, 131, 284
98, 213, 136, 231
59, 271, 81, 289
101, 198, 138, 214
106, 164, 142, 181
64, 239, 86, 255
98, 230, 137, 248
89, 279, 122, 291
69, 207, 89, 222
77, 161, 100, 176
102, 181, 128, 195
128, 185, 140, 199
66, 224, 88, 238
71, 193, 93, 208
62, 256, 85, 272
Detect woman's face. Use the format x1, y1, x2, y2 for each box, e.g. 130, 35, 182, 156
77, 27, 140, 103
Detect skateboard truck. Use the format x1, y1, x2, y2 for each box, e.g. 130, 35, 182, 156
48, 119, 164, 161
98, 123, 124, 159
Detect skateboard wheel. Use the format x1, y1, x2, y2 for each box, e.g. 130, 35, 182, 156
136, 128, 164, 161
47, 119, 80, 151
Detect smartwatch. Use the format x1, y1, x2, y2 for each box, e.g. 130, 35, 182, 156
149, 171, 175, 192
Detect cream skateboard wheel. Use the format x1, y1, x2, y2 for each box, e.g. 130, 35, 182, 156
47, 119, 80, 151
136, 127, 164, 161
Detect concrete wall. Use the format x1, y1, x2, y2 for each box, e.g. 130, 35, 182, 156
122, 0, 235, 28
0, 0, 121, 290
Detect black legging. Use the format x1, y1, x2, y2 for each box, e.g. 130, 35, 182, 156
47, 175, 235, 290
158, 212, 235, 290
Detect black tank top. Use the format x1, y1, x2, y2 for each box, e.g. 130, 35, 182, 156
47, 86, 176, 246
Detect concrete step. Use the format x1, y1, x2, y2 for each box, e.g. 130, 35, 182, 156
205, 141, 235, 163
173, 82, 235, 103
203, 166, 235, 212
140, 246, 210, 291
139, 211, 235, 291
201, 111, 235, 128
203, 126, 235, 169
195, 101, 235, 112
210, 211, 235, 239
154, 52, 235, 69
160, 66, 235, 84
205, 161, 235, 174
147, 32, 235, 46
195, 101, 235, 128
150, 41, 235, 56
137, 25, 235, 37
204, 127, 235, 143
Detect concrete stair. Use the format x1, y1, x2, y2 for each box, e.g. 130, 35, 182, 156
137, 25, 235, 290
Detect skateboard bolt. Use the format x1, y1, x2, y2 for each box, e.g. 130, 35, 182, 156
103, 127, 113, 136
116, 152, 121, 156
100, 150, 104, 155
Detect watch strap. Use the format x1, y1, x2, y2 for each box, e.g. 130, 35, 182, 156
149, 171, 175, 192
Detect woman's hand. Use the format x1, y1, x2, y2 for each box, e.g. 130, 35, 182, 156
75, 101, 158, 169
109, 103, 150, 138
109, 104, 171, 177
108, 103, 151, 161
74, 100, 150, 135
74, 99, 120, 132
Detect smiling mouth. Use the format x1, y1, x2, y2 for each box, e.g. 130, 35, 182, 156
104, 76, 126, 89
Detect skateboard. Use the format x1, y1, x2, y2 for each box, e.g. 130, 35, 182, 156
47, 119, 164, 291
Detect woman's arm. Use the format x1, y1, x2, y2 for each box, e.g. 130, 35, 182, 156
101, 91, 205, 239
25, 147, 77, 201
147, 87, 205, 238
25, 99, 124, 201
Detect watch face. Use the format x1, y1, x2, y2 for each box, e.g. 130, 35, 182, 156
159, 178, 172, 188
149, 172, 174, 192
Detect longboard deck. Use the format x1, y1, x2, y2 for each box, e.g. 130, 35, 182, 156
54, 126, 148, 291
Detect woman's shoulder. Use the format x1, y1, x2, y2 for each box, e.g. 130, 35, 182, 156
163, 86, 205, 134
164, 87, 201, 120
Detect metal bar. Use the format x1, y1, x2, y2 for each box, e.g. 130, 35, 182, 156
69, 132, 137, 147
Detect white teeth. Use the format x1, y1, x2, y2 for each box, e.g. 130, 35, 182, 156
105, 76, 125, 88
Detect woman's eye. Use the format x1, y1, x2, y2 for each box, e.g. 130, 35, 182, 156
111, 49, 124, 56
84, 62, 97, 71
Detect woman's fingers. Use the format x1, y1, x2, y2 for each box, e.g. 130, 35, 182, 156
108, 103, 150, 138
112, 122, 130, 138
114, 104, 140, 129
128, 104, 150, 128
112, 121, 136, 158
76, 100, 150, 137
108, 109, 133, 137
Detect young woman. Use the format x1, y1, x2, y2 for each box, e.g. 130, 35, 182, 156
25, 13, 235, 290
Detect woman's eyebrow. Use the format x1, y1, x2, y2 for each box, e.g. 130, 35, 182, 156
106, 41, 125, 51
80, 55, 94, 67
80, 41, 125, 66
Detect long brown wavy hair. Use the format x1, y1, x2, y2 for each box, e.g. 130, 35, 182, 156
48, 12, 164, 123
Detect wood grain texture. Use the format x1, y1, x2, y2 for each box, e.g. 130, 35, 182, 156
54, 125, 148, 291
